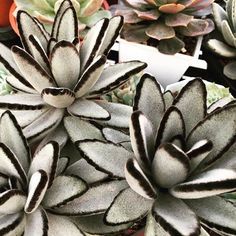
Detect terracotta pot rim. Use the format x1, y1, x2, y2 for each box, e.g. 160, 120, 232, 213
9, 0, 110, 36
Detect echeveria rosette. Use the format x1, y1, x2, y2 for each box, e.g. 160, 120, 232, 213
0, 0, 146, 144
14, 0, 111, 31
76, 74, 236, 236
0, 110, 92, 235
115, 0, 215, 54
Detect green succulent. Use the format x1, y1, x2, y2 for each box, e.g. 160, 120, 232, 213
14, 0, 111, 31
0, 67, 13, 95
207, 0, 236, 80
115, 0, 215, 54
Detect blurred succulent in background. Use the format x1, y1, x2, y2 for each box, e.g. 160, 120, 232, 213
77, 74, 236, 235
114, 0, 215, 54
14, 0, 111, 31
0, 0, 146, 144
207, 0, 236, 80
0, 67, 13, 95
103, 73, 142, 106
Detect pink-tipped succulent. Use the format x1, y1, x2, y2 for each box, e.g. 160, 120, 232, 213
115, 0, 215, 54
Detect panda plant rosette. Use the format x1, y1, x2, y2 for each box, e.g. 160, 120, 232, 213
76, 74, 236, 236
0, 0, 146, 144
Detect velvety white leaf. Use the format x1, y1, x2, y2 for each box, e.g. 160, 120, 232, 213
130, 111, 155, 173
24, 207, 48, 236
51, 0, 73, 39
67, 99, 110, 120
151, 193, 200, 236
98, 16, 123, 56
88, 61, 146, 97
4, 107, 49, 128
50, 41, 80, 88
36, 125, 68, 153
207, 141, 236, 170
0, 143, 27, 184
56, 7, 78, 42
152, 143, 190, 188
0, 43, 35, 93
29, 141, 59, 187
171, 169, 236, 199
0, 111, 30, 172
125, 158, 157, 200
12, 46, 55, 93
80, 18, 109, 72
207, 97, 234, 113
156, 106, 185, 148
65, 159, 108, 184
76, 140, 134, 178
173, 79, 207, 136
23, 108, 64, 143
105, 188, 153, 225
54, 180, 128, 216
25, 170, 49, 214
96, 101, 132, 128
134, 74, 165, 132
0, 190, 26, 215
74, 55, 106, 98
42, 87, 75, 109
47, 213, 84, 236
102, 127, 131, 150
0, 213, 25, 235
64, 117, 104, 143
56, 157, 70, 176
0, 94, 45, 110
187, 104, 236, 168
74, 213, 132, 235
43, 175, 88, 208
187, 139, 213, 171
163, 90, 174, 109
186, 196, 236, 235
28, 34, 50, 73
17, 10, 49, 53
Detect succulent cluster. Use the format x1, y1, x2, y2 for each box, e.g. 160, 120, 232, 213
0, 0, 236, 235
14, 0, 111, 31
115, 0, 215, 54
0, 0, 146, 144
77, 74, 236, 236
207, 0, 236, 80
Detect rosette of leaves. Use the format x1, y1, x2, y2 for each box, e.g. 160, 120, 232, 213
76, 74, 236, 235
0, 0, 146, 144
207, 0, 236, 80
0, 110, 134, 235
14, 0, 111, 30
0, 110, 92, 235
115, 0, 215, 54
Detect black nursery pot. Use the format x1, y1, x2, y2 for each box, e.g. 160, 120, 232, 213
202, 46, 236, 98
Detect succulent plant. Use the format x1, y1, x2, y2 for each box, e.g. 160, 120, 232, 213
0, 67, 13, 95
76, 74, 236, 235
14, 0, 111, 31
207, 0, 236, 80
0, 0, 146, 144
114, 0, 215, 54
0, 110, 135, 235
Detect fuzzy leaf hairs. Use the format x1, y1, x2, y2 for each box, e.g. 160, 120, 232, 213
0, 0, 146, 144
76, 74, 236, 236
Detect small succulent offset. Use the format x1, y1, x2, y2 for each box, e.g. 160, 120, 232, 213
207, 0, 236, 80
14, 0, 111, 30
0, 0, 146, 143
77, 74, 236, 235
115, 0, 215, 54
